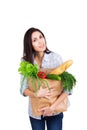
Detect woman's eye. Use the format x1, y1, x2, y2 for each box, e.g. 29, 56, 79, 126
34, 39, 36, 42
33, 39, 37, 42
39, 35, 43, 39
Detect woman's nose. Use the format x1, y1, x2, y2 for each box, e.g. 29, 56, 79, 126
38, 38, 42, 44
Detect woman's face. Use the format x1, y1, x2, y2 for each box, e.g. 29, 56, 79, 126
31, 31, 46, 52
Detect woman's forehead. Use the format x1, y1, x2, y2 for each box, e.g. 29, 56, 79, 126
32, 31, 42, 38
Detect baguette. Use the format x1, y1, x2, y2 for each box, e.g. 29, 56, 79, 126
50, 60, 73, 75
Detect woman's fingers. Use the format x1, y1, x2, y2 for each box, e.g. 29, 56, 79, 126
38, 106, 54, 116
36, 87, 51, 97
36, 86, 60, 98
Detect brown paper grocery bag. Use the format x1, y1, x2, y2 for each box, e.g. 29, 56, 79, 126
28, 78, 68, 116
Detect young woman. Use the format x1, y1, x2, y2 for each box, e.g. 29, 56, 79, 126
20, 27, 70, 130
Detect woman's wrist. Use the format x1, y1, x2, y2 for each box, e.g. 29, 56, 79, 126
50, 105, 55, 112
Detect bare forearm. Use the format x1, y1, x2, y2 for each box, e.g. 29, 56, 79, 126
51, 92, 68, 110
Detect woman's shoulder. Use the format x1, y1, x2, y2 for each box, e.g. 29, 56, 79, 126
46, 51, 62, 59
44, 52, 63, 67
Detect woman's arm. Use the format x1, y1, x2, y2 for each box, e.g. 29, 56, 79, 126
38, 92, 69, 116
50, 92, 68, 111
23, 87, 51, 98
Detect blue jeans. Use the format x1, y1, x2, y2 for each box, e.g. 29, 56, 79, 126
29, 113, 63, 130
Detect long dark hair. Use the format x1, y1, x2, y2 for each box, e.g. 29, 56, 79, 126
22, 27, 51, 64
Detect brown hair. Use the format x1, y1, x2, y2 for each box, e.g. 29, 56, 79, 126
22, 27, 51, 64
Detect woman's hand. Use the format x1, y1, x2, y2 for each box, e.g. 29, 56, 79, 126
36, 87, 60, 99
36, 87, 51, 98
46, 88, 60, 98
38, 106, 55, 116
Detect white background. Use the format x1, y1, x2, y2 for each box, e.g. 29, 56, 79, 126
0, 0, 87, 130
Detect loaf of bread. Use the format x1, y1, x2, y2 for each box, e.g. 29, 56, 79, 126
50, 60, 73, 75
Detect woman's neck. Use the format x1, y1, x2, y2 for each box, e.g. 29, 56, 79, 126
34, 52, 44, 68
35, 52, 44, 60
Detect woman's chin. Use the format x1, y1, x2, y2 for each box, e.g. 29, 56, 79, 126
38, 48, 46, 52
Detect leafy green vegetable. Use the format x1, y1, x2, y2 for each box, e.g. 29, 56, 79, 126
59, 71, 76, 92
18, 61, 50, 92
18, 61, 38, 78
